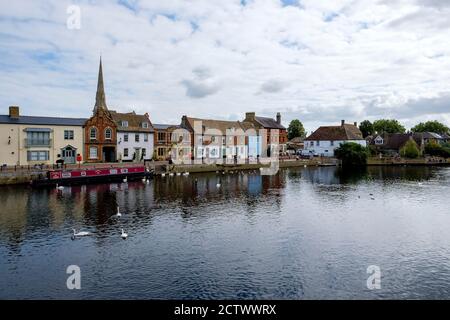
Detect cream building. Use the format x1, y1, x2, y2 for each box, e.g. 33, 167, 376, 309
0, 106, 86, 166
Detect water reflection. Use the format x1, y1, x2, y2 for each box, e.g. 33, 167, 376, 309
0, 166, 449, 299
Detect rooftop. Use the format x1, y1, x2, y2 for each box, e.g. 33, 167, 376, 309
0, 114, 87, 126
305, 124, 364, 141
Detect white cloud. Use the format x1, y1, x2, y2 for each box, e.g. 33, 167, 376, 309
0, 0, 450, 133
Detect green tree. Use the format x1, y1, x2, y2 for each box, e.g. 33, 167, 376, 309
373, 119, 406, 134
411, 121, 449, 135
287, 119, 306, 140
359, 120, 374, 138
334, 142, 368, 166
400, 139, 420, 159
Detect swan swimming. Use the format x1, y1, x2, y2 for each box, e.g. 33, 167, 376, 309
72, 229, 91, 239
116, 206, 122, 217
123, 177, 128, 183
161, 173, 166, 177
121, 229, 128, 240
216, 183, 221, 188
56, 184, 64, 190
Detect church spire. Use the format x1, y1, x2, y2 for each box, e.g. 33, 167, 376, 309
94, 56, 107, 113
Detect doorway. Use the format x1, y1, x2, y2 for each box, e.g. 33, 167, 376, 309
61, 145, 76, 164
103, 146, 116, 162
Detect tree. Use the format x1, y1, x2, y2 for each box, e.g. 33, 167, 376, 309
400, 139, 420, 159
411, 121, 449, 135
287, 119, 306, 140
359, 120, 374, 138
373, 119, 406, 134
334, 142, 368, 166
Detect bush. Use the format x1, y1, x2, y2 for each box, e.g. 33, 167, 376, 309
425, 141, 450, 158
400, 140, 420, 158
334, 142, 368, 166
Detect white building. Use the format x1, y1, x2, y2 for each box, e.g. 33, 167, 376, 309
303, 120, 366, 157
110, 111, 154, 162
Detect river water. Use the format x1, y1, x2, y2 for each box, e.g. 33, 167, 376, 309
0, 166, 449, 299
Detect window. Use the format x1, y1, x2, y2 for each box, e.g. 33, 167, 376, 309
375, 136, 384, 145
122, 121, 128, 127
142, 122, 149, 128
90, 127, 97, 140
27, 151, 49, 161
124, 148, 129, 157
89, 147, 98, 159
211, 136, 216, 142
135, 134, 140, 142
158, 148, 165, 156
144, 133, 148, 142
105, 128, 112, 140
26, 131, 51, 146
316, 141, 320, 146
330, 140, 334, 146
142, 148, 146, 156
158, 132, 165, 142
124, 134, 128, 142
64, 130, 74, 140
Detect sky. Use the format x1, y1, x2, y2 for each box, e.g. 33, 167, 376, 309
1, 0, 450, 134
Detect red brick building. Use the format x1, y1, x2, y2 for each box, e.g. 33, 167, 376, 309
84, 58, 117, 162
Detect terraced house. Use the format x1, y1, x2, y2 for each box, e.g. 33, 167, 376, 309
110, 111, 154, 162
0, 106, 85, 166
181, 116, 257, 163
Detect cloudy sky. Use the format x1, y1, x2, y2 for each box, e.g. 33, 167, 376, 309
1, 0, 450, 133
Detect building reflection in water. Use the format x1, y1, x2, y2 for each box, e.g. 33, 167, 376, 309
0, 166, 438, 251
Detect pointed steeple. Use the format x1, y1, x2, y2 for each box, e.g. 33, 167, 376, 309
94, 56, 107, 113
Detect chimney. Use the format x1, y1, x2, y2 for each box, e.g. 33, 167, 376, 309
276, 112, 281, 125
245, 112, 256, 122
354, 121, 357, 127
9, 106, 19, 119
341, 120, 345, 126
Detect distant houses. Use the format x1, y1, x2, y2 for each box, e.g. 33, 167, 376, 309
303, 120, 366, 157
4, 58, 447, 167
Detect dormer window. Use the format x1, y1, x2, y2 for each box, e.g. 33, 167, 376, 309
375, 136, 384, 145
122, 121, 128, 127
142, 122, 149, 128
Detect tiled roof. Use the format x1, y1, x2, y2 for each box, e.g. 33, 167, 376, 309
368, 133, 423, 149
184, 117, 253, 134
305, 124, 364, 141
109, 110, 154, 132
254, 116, 285, 129
0, 114, 87, 126
153, 123, 180, 130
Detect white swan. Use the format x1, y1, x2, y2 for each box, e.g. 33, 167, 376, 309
176, 172, 181, 176
169, 172, 174, 177
123, 177, 128, 183
56, 184, 64, 190
184, 172, 190, 176
121, 229, 128, 239
161, 173, 166, 177
216, 183, 221, 188
142, 177, 147, 182
116, 206, 122, 217
72, 228, 91, 237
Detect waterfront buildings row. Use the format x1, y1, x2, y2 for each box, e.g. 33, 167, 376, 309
0, 59, 287, 166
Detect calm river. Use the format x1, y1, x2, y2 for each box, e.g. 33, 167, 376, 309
1, 166, 449, 299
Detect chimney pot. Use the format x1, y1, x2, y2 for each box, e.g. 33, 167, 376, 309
9, 106, 19, 119
341, 120, 345, 126
276, 112, 281, 124
354, 121, 357, 127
